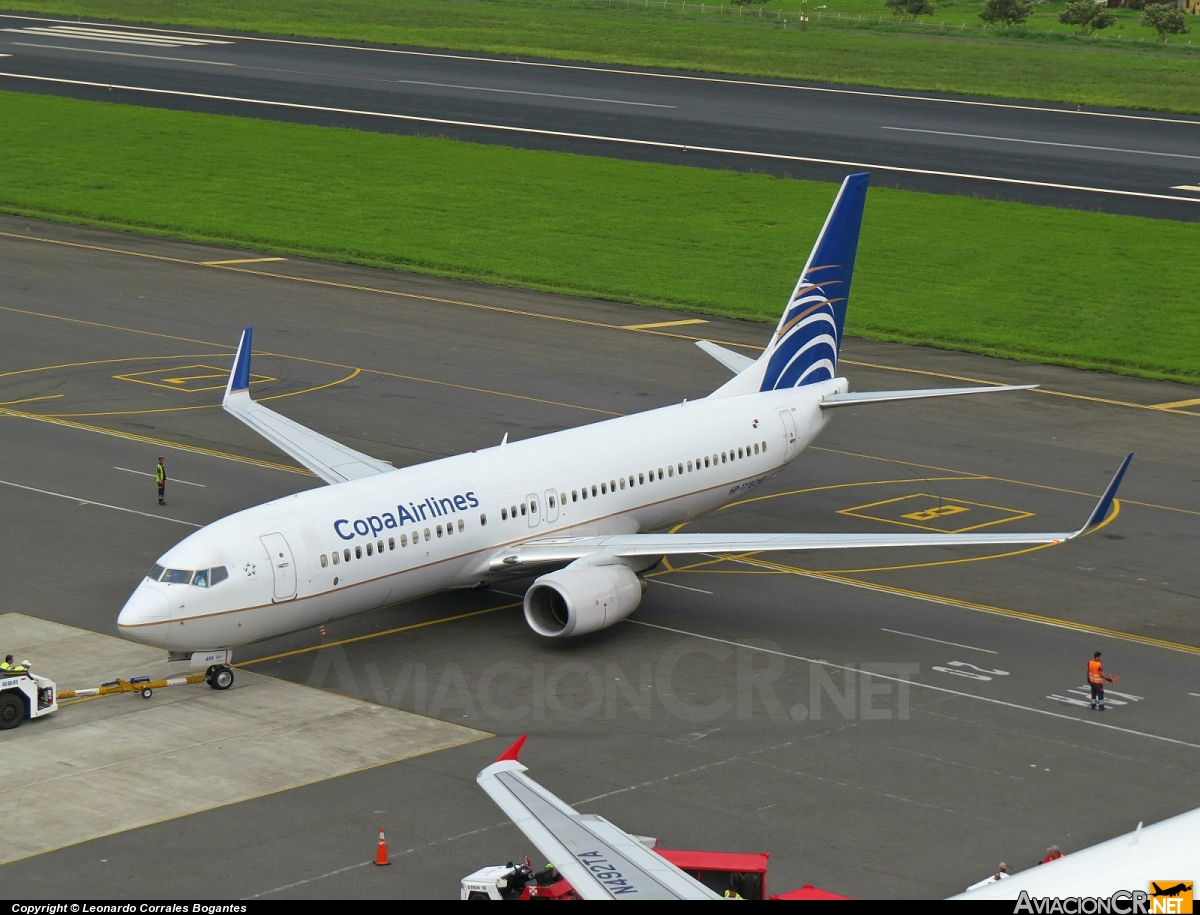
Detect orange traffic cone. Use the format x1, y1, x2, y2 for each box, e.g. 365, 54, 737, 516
374, 826, 390, 866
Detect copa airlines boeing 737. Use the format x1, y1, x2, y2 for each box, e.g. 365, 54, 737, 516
116, 174, 1132, 685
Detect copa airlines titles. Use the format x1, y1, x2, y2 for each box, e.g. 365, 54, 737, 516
334, 490, 480, 540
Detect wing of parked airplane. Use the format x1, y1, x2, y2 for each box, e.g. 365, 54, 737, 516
221, 327, 394, 484
490, 453, 1132, 571
476, 736, 722, 900
951, 807, 1200, 899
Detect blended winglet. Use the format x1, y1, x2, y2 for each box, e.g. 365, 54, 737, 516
495, 734, 528, 764
1080, 452, 1133, 534
225, 326, 253, 399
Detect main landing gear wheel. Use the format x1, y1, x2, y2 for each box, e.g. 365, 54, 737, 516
206, 665, 234, 691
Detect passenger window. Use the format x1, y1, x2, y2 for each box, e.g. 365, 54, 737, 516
437, 525, 443, 538
211, 566, 229, 586
591, 485, 598, 497
355, 546, 363, 559
480, 513, 487, 526
638, 473, 644, 485
658, 468, 664, 480
619, 478, 625, 490
148, 563, 165, 581
627, 477, 633, 488
572, 490, 578, 502
531, 498, 538, 513
344, 549, 351, 562
677, 463, 683, 474
378, 540, 384, 553
762, 440, 767, 451
458, 519, 465, 532
388, 537, 395, 550
549, 495, 556, 507
366, 542, 373, 556
609, 480, 616, 492
667, 465, 673, 477
601, 482, 607, 494
581, 488, 588, 500
192, 570, 209, 588
501, 507, 508, 520
331, 551, 340, 565
424, 529, 431, 542
401, 534, 408, 547
754, 443, 759, 454
320, 555, 328, 568
738, 448, 744, 459
446, 523, 452, 536
511, 505, 518, 517
520, 503, 527, 516
687, 460, 693, 472
722, 452, 727, 463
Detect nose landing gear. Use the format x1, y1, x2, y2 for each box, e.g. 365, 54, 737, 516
205, 665, 235, 690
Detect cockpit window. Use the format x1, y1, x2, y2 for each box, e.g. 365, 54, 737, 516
157, 566, 227, 586
148, 564, 165, 581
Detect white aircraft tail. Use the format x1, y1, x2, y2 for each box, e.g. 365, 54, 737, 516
706, 173, 869, 399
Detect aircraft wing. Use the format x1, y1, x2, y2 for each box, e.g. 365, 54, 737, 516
477, 737, 722, 900
221, 327, 394, 484
951, 807, 1200, 899
490, 454, 1132, 571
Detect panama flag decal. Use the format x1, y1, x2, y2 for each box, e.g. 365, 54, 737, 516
752, 419, 759, 428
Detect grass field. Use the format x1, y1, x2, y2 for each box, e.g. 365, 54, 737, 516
9, 0, 1200, 113
2, 90, 1198, 382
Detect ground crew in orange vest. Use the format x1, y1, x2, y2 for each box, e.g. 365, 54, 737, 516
1088, 651, 1114, 711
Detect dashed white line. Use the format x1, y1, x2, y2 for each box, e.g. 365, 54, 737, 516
114, 466, 206, 487
881, 628, 998, 654
0, 478, 201, 526
384, 77, 675, 108
881, 126, 1200, 161
630, 620, 1200, 750
10, 42, 237, 66
2, 72, 1197, 206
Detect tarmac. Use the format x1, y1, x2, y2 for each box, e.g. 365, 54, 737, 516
0, 214, 1197, 898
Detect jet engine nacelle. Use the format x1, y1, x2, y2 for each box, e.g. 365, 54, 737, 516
524, 562, 644, 637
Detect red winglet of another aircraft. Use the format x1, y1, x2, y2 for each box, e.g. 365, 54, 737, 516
495, 735, 528, 763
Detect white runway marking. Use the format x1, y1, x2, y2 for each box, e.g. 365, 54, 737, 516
3, 72, 1196, 207
882, 126, 1200, 161
630, 620, 1200, 750
385, 76, 675, 108
0, 478, 201, 526
1174, 185, 1200, 193
650, 578, 713, 594
4, 13, 1198, 127
114, 465, 206, 487
1, 24, 231, 48
881, 627, 998, 654
10, 42, 237, 66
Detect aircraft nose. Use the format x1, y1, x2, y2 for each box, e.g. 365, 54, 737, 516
117, 584, 171, 643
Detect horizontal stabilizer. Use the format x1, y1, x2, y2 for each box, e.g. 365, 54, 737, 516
695, 340, 756, 375
820, 384, 1037, 409
222, 327, 394, 485
491, 454, 1131, 569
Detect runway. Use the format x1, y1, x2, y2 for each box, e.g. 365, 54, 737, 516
0, 215, 1198, 898
2, 12, 1200, 221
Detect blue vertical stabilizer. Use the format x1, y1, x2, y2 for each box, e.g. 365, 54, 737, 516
760, 173, 869, 391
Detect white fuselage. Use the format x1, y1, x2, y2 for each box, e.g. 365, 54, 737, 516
117, 380, 843, 651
